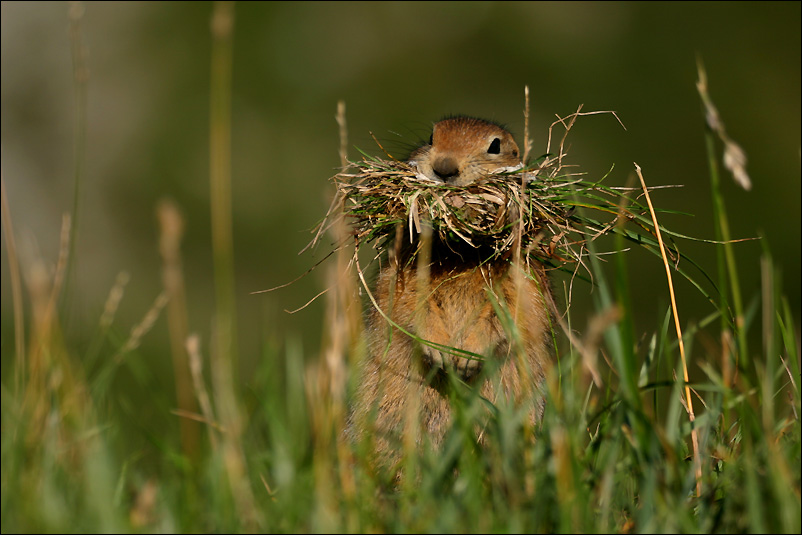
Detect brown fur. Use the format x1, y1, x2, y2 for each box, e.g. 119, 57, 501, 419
348, 117, 553, 468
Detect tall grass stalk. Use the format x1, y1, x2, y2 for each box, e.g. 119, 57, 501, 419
696, 60, 750, 367
62, 1, 88, 316
208, 2, 259, 529
634, 162, 701, 496
306, 100, 362, 529
158, 200, 201, 463
1, 175, 25, 394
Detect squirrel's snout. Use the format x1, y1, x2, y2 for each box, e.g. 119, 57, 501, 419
432, 156, 460, 182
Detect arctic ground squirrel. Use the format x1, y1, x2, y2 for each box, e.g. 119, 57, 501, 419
349, 116, 553, 468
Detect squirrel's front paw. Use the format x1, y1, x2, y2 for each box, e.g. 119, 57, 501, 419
420, 345, 445, 369
420, 343, 484, 381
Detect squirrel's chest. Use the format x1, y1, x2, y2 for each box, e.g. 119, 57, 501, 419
382, 264, 506, 328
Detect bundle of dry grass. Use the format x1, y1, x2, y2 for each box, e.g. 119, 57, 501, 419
331, 154, 583, 267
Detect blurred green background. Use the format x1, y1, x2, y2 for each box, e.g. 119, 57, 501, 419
1, 1, 800, 410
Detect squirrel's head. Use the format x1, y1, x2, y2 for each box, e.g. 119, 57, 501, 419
409, 116, 522, 186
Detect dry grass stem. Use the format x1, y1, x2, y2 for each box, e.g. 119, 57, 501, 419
185, 334, 220, 450
337, 100, 349, 170
634, 162, 702, 497
116, 292, 169, 358
170, 408, 226, 432
209, 4, 261, 528
49, 213, 72, 321
1, 175, 26, 393
308, 101, 362, 522
331, 100, 359, 501
158, 199, 200, 461
523, 85, 533, 164
98, 271, 130, 330
22, 213, 74, 397
286, 287, 330, 314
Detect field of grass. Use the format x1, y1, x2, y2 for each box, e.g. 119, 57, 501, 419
1, 5, 800, 533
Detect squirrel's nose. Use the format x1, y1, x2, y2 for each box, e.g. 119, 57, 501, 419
432, 156, 459, 182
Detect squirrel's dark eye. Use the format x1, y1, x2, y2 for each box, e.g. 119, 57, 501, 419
428, 134, 433, 145
488, 138, 501, 154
